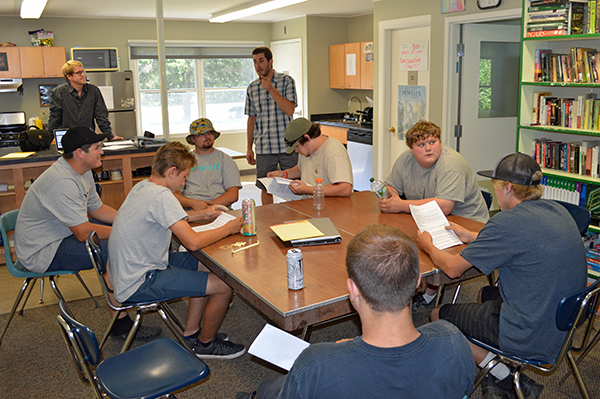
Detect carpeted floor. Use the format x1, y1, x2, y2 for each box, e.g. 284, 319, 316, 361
0, 275, 598, 398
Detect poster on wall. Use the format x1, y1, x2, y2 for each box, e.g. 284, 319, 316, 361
398, 85, 426, 140
442, 0, 465, 14
399, 42, 428, 71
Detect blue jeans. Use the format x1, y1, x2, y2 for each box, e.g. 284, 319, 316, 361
124, 252, 208, 304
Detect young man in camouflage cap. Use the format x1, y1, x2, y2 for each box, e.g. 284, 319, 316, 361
174, 118, 241, 210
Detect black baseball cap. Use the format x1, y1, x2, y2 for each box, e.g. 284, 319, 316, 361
62, 126, 107, 154
477, 153, 542, 186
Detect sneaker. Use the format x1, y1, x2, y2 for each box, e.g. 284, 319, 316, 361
517, 373, 544, 399
111, 325, 162, 342
412, 293, 436, 312
185, 330, 229, 346
481, 375, 513, 399
236, 392, 256, 399
192, 335, 246, 359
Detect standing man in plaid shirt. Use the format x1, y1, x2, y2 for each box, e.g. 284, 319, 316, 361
245, 46, 297, 205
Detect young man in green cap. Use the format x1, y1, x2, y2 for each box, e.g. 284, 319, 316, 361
175, 118, 241, 210
267, 117, 353, 197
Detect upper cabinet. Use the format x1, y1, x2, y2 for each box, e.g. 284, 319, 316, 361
330, 42, 373, 90
0, 47, 22, 78
19, 47, 66, 78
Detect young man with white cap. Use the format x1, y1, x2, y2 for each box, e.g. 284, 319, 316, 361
417, 152, 587, 399
267, 117, 353, 197
15, 126, 160, 341
175, 118, 241, 210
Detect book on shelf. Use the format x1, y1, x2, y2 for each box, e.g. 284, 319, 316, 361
533, 91, 553, 124
535, 50, 551, 82
528, 3, 569, 12
526, 29, 568, 37
589, 0, 598, 33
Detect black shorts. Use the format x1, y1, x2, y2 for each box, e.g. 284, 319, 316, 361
438, 286, 502, 346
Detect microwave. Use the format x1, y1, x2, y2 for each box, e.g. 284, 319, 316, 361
70, 47, 119, 72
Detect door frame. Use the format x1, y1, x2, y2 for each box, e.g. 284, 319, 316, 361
441, 8, 522, 150
377, 15, 431, 179
270, 38, 305, 118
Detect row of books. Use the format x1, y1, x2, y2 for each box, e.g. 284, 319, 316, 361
526, 1, 587, 37
540, 175, 600, 216
531, 92, 599, 129
533, 48, 600, 83
582, 233, 600, 280
533, 138, 600, 177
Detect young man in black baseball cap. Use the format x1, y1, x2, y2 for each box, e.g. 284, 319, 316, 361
15, 126, 160, 341
417, 152, 587, 399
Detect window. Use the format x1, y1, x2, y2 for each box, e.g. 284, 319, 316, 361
131, 43, 259, 136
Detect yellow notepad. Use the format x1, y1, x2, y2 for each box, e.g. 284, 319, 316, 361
0, 152, 35, 159
270, 220, 324, 241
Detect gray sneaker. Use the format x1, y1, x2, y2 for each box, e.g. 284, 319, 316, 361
185, 331, 229, 347
192, 336, 246, 359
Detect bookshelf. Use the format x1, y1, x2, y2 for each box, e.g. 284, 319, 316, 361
518, 0, 600, 232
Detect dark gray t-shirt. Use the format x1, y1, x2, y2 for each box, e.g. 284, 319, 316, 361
275, 320, 475, 399
385, 144, 489, 223
461, 200, 587, 363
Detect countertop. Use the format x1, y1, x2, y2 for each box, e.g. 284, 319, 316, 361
311, 113, 373, 134
0, 144, 158, 166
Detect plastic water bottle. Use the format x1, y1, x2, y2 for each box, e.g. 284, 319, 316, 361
313, 178, 325, 211
370, 177, 390, 198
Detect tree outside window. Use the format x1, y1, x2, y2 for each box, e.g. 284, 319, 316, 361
137, 58, 254, 136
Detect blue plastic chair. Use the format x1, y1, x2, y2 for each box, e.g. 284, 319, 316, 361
481, 190, 493, 210
554, 200, 592, 236
56, 300, 210, 399
86, 231, 187, 353
0, 209, 99, 346
468, 279, 600, 399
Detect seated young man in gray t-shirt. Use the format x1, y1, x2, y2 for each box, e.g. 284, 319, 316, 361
15, 126, 159, 341
175, 118, 241, 211
109, 141, 246, 359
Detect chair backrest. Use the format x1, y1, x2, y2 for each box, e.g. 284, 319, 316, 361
481, 190, 493, 210
85, 232, 119, 309
554, 200, 591, 236
0, 209, 19, 268
56, 300, 104, 399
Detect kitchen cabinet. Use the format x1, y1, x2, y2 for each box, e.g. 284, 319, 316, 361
360, 42, 374, 90
19, 47, 66, 78
0, 47, 21, 78
329, 42, 373, 90
320, 124, 348, 144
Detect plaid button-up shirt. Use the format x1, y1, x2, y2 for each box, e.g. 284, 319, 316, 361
245, 72, 296, 155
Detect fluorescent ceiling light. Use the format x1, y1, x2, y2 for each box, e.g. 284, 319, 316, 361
209, 0, 308, 23
20, 0, 48, 19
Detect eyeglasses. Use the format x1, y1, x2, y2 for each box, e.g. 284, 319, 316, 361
72, 70, 86, 75
284, 136, 301, 147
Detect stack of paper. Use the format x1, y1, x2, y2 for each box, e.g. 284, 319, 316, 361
248, 324, 310, 371
270, 220, 324, 241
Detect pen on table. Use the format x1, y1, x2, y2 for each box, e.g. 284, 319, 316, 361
232, 241, 260, 254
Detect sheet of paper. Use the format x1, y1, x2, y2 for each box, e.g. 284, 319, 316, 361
270, 220, 324, 241
409, 201, 462, 250
99, 86, 114, 109
179, 213, 237, 251
258, 177, 303, 201
0, 152, 35, 159
248, 324, 310, 371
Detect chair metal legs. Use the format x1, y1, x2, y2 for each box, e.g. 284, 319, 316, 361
0, 278, 34, 345
74, 272, 101, 308
19, 278, 37, 315
39, 277, 44, 303
566, 351, 591, 399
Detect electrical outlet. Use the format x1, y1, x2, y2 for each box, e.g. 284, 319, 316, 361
41, 110, 48, 119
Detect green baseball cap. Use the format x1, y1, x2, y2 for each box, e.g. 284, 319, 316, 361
186, 118, 220, 145
284, 117, 313, 154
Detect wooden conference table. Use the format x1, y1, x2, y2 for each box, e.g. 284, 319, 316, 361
191, 191, 484, 333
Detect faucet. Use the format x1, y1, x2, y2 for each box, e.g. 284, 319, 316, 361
348, 97, 362, 120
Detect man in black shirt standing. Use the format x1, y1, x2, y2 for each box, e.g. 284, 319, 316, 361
48, 60, 122, 141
